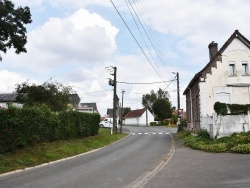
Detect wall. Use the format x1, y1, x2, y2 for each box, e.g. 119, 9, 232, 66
202, 113, 250, 138
124, 109, 154, 126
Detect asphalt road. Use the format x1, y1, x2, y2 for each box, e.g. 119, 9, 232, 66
0, 126, 175, 188
145, 138, 250, 188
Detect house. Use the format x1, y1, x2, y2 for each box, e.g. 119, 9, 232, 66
183, 30, 250, 136
75, 103, 100, 114
0, 93, 22, 108
124, 108, 154, 126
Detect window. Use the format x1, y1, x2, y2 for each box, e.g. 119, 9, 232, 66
229, 62, 236, 76
242, 62, 248, 75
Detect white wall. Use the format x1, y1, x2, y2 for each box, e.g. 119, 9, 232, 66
124, 109, 154, 126
201, 38, 250, 118
203, 113, 250, 138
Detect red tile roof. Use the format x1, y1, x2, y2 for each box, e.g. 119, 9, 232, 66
124, 108, 146, 118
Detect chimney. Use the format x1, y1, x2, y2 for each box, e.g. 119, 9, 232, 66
208, 41, 218, 60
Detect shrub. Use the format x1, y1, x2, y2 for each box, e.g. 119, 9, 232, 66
150, 122, 157, 126
214, 102, 227, 115
197, 129, 211, 139
0, 105, 100, 154
231, 144, 250, 153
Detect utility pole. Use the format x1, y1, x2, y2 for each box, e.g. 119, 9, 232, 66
177, 72, 180, 112
120, 90, 125, 132
177, 72, 181, 132
173, 72, 181, 132
107, 66, 117, 134
113, 67, 117, 134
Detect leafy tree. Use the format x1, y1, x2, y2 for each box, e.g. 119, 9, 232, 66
0, 0, 32, 61
15, 80, 76, 111
152, 98, 172, 121
142, 88, 170, 114
122, 107, 131, 117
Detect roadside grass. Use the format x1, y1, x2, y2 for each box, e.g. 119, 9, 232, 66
177, 130, 250, 153
0, 128, 126, 174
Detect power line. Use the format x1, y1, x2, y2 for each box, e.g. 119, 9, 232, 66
117, 79, 176, 85
127, 0, 172, 77
109, 0, 163, 80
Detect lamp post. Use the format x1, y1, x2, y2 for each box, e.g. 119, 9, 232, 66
120, 90, 125, 132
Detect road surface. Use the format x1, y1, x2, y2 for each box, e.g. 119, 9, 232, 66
0, 126, 175, 188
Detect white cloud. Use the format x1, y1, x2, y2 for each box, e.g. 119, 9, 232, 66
0, 70, 38, 93
3, 8, 119, 72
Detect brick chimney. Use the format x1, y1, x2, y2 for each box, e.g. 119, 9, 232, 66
208, 41, 218, 60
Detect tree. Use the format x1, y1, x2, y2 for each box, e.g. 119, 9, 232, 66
15, 80, 76, 111
142, 88, 170, 114
0, 0, 32, 61
122, 107, 131, 117
152, 98, 172, 121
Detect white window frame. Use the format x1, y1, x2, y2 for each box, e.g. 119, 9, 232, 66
229, 62, 236, 76
242, 61, 248, 75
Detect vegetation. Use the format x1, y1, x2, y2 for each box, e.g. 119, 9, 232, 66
0, 105, 100, 154
0, 128, 126, 174
178, 129, 250, 153
214, 101, 250, 115
142, 88, 171, 114
0, 0, 32, 61
15, 79, 75, 111
152, 98, 172, 121
122, 107, 131, 117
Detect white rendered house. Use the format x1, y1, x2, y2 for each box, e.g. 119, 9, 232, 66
183, 30, 250, 134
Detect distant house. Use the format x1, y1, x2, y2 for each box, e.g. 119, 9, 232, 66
124, 108, 154, 126
75, 103, 100, 114
183, 30, 250, 137
0, 93, 21, 108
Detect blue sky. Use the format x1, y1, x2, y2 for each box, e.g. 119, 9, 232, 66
1, 0, 250, 115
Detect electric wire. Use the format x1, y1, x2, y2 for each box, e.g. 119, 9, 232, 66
109, 0, 164, 80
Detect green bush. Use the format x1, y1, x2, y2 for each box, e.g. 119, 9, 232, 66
231, 144, 250, 153
150, 122, 157, 126
0, 105, 100, 154
197, 129, 211, 139
214, 102, 228, 115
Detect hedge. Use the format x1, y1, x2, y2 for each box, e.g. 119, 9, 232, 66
0, 105, 100, 153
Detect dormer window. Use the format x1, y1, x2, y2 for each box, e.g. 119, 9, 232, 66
229, 62, 236, 76
242, 62, 248, 75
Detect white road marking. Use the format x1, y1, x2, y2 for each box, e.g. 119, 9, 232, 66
165, 133, 169, 135
159, 132, 163, 135
152, 133, 156, 135
138, 133, 142, 135
132, 133, 136, 135
145, 133, 149, 135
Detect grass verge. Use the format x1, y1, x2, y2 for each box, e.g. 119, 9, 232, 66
0, 128, 126, 174
177, 129, 250, 153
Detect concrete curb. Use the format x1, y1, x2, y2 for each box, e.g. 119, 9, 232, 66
0, 129, 132, 178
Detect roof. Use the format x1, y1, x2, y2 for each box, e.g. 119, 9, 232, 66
78, 103, 99, 112
183, 30, 250, 95
124, 108, 146, 118
0, 93, 17, 102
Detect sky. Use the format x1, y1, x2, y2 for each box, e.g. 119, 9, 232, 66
1, 0, 250, 116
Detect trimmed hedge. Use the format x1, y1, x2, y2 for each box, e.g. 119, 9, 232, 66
0, 105, 100, 153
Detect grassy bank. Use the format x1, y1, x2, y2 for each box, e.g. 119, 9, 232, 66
177, 130, 250, 153
0, 128, 126, 174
